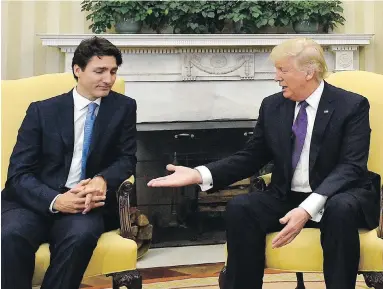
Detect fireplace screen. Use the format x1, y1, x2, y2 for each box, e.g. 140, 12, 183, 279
135, 125, 263, 247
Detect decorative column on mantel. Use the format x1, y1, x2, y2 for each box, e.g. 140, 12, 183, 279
38, 34, 373, 125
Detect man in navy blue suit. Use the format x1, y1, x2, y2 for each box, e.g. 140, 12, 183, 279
1, 37, 137, 289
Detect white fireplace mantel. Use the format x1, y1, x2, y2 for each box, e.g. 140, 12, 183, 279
39, 33, 372, 48
39, 34, 373, 81
38, 34, 373, 125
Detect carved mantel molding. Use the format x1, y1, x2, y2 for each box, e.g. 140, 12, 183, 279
39, 34, 373, 82
38, 34, 373, 124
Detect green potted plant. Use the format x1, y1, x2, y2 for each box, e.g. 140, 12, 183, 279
81, 0, 149, 34
81, 0, 345, 35
162, 1, 268, 34
161, 1, 289, 34
224, 1, 264, 33
277, 0, 345, 34
144, 1, 171, 34
316, 0, 346, 33
165, 1, 229, 34
231, 1, 284, 34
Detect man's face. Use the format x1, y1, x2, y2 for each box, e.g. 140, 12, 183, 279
274, 57, 309, 102
74, 55, 118, 100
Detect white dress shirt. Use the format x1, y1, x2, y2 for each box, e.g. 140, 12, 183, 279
49, 87, 101, 212
196, 81, 327, 222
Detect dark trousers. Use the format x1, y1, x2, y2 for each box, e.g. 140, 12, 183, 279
1, 200, 118, 289
224, 189, 367, 289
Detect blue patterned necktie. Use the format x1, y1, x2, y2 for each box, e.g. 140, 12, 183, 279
81, 102, 98, 180
291, 101, 309, 171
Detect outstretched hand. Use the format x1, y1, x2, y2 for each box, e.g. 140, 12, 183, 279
147, 164, 202, 188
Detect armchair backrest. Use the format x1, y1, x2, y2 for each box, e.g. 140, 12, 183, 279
1, 72, 125, 188
326, 71, 383, 179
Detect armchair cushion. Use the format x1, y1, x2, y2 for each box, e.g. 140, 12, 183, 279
33, 230, 137, 286
265, 228, 383, 272
325, 71, 383, 178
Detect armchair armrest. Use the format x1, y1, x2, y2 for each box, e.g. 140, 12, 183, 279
116, 175, 136, 239
378, 186, 383, 239
252, 173, 272, 191
116, 175, 152, 259
259, 173, 272, 186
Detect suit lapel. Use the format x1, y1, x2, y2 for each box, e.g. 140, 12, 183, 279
309, 82, 335, 173
88, 93, 115, 155
278, 98, 296, 180
57, 91, 75, 150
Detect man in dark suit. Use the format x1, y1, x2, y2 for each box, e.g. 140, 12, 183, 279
1, 37, 137, 289
148, 38, 380, 289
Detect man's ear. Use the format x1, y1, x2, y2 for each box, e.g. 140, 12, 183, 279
73, 64, 82, 79
306, 69, 315, 81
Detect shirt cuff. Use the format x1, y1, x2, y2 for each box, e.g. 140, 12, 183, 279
49, 194, 61, 213
195, 166, 213, 191
299, 193, 327, 222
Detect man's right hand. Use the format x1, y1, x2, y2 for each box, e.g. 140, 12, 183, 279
147, 164, 202, 188
53, 187, 106, 214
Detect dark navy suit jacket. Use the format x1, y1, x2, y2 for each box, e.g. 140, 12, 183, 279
2, 90, 137, 217
206, 82, 380, 229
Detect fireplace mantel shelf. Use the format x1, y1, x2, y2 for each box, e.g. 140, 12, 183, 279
38, 33, 372, 125
39, 33, 373, 49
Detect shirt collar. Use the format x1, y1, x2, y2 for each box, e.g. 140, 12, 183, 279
297, 80, 324, 110
73, 87, 101, 111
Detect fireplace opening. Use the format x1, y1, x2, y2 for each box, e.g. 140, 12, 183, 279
135, 122, 271, 248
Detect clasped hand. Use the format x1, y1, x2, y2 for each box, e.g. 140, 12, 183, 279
53, 177, 107, 214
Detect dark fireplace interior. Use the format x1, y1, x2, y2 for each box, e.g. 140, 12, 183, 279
135, 121, 260, 248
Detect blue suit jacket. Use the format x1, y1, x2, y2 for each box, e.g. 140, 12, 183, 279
2, 90, 137, 216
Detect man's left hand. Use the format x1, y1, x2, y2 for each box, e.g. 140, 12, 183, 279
271, 207, 311, 249
85, 176, 107, 196
82, 176, 107, 214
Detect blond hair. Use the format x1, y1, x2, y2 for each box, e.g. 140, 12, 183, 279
270, 38, 328, 82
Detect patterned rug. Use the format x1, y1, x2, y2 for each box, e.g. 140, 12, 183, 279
79, 263, 370, 289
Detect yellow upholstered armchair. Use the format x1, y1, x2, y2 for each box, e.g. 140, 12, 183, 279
219, 71, 383, 289
1, 73, 145, 289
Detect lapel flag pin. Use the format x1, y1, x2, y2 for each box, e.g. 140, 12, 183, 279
324, 110, 329, 114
